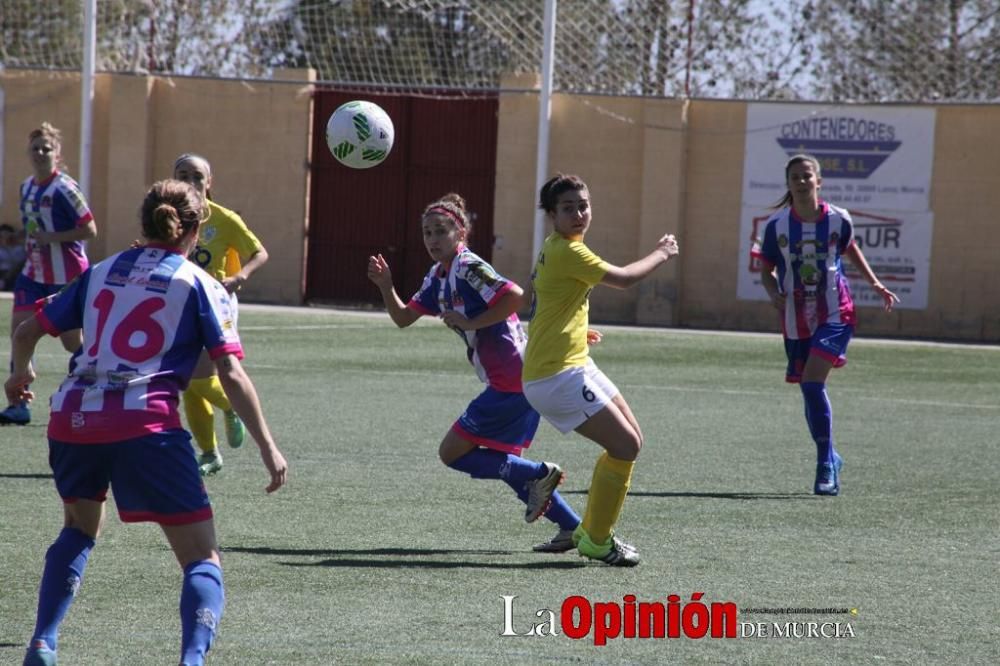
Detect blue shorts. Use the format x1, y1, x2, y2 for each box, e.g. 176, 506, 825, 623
13, 274, 64, 312
452, 387, 540, 456
784, 323, 853, 383
49, 430, 213, 525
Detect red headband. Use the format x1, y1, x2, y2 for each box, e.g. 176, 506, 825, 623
425, 206, 465, 229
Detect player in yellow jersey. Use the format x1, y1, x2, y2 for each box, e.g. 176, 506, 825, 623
522, 174, 678, 566
173, 153, 270, 476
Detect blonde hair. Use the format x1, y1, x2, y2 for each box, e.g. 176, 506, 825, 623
140, 180, 206, 245
28, 122, 66, 171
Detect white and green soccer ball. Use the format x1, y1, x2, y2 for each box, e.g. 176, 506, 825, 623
325, 100, 394, 169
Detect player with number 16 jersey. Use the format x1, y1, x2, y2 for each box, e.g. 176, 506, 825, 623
39, 245, 241, 444
7, 180, 286, 665
39, 244, 243, 443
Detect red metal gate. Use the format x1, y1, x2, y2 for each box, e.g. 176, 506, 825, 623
306, 90, 499, 304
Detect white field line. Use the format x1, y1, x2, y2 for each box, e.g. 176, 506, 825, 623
242, 364, 998, 412
2, 291, 996, 350
4, 305, 994, 411
232, 302, 1000, 351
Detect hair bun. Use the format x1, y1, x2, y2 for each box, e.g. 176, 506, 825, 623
440, 192, 466, 213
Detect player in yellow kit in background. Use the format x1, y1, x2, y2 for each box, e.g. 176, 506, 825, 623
173, 153, 270, 476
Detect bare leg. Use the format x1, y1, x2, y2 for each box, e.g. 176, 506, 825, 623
438, 429, 477, 466
574, 394, 642, 461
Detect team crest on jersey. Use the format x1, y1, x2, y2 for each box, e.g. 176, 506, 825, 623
798, 263, 820, 286
201, 226, 217, 242
41, 196, 52, 208
829, 232, 840, 246
777, 234, 788, 248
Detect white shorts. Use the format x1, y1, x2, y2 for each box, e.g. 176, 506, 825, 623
523, 358, 619, 434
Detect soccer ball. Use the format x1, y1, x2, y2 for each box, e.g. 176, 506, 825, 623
325, 100, 394, 169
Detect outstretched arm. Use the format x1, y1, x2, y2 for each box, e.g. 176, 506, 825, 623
600, 234, 679, 289
367, 253, 421, 328
844, 243, 899, 312
214, 354, 288, 493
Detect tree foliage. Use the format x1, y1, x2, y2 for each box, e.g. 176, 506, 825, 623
1, 0, 998, 102
809, 0, 1000, 102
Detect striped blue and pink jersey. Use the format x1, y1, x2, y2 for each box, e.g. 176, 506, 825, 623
408, 245, 527, 393
37, 245, 242, 444
758, 201, 857, 339
19, 171, 93, 285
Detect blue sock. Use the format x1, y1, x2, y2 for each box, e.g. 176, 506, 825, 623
31, 527, 95, 651
801, 381, 835, 465
179, 560, 224, 666
503, 480, 581, 531
447, 448, 545, 483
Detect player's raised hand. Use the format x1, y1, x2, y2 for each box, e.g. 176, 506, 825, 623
656, 234, 679, 259
367, 253, 393, 289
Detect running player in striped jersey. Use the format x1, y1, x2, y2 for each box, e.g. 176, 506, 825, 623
522, 174, 679, 567
6, 180, 286, 666
757, 154, 899, 496
1, 123, 97, 426
367, 193, 581, 552
172, 153, 270, 476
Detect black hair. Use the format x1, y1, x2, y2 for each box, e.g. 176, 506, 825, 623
538, 174, 588, 213
772, 154, 822, 210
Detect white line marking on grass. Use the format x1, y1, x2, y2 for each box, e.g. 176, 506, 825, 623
236, 303, 1000, 350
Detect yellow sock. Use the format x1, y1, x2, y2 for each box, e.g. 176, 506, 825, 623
184, 381, 219, 455
581, 452, 635, 545
193, 375, 232, 412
